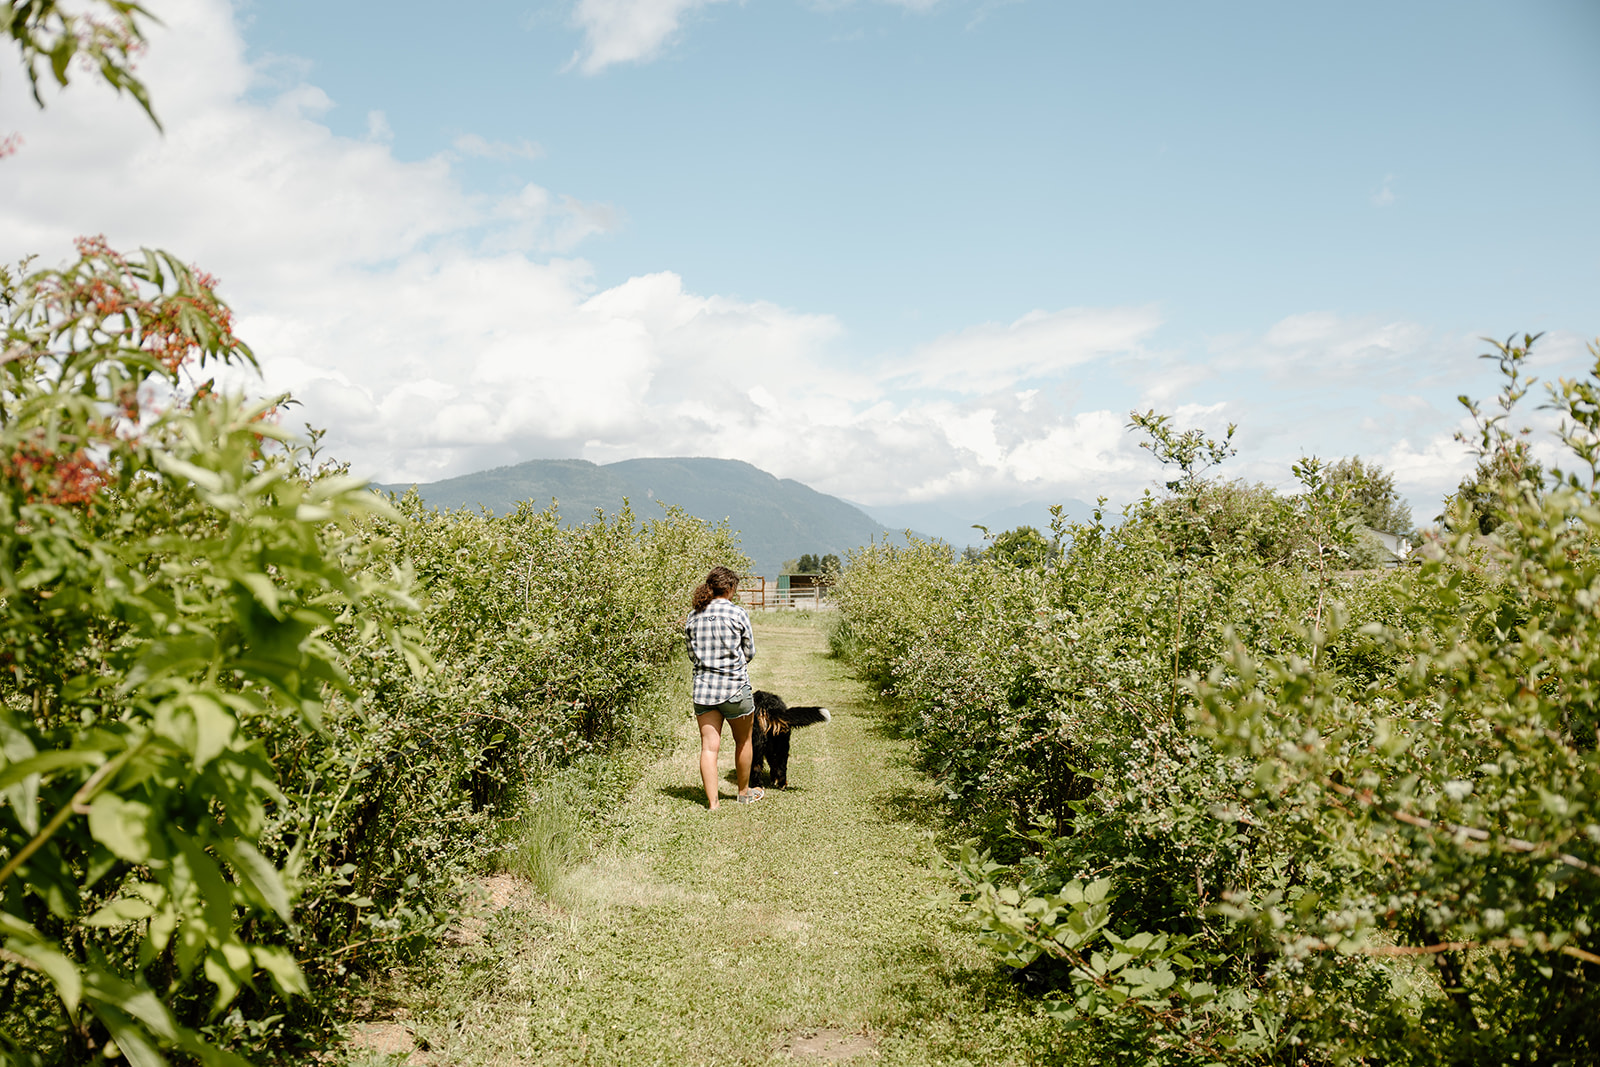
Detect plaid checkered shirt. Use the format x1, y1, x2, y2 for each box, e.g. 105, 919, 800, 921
685, 598, 755, 706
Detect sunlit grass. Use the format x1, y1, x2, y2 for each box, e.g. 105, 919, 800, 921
745, 603, 838, 631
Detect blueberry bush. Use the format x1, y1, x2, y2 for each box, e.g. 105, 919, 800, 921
833, 336, 1600, 1064
0, 241, 740, 1064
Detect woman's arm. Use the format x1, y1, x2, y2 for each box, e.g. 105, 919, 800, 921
684, 618, 705, 670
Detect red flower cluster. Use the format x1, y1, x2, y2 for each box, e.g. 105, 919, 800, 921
140, 268, 238, 374
3, 435, 109, 507
58, 236, 241, 375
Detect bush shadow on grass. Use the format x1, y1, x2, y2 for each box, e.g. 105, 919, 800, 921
870, 779, 1012, 856
858, 699, 918, 744
870, 784, 946, 830
868, 939, 1081, 1064
655, 779, 816, 806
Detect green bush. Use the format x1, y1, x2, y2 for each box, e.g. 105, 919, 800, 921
0, 241, 743, 1064
1192, 337, 1600, 1062
837, 345, 1600, 1062
0, 242, 406, 1065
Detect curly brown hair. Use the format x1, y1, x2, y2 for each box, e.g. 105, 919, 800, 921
690, 566, 741, 613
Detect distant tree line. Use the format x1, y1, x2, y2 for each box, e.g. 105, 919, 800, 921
956, 449, 1573, 576
964, 454, 1422, 571
786, 553, 841, 575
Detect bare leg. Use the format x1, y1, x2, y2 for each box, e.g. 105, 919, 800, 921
729, 713, 755, 799
697, 712, 724, 810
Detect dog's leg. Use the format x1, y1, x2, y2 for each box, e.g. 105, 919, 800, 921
769, 729, 792, 790
750, 713, 768, 786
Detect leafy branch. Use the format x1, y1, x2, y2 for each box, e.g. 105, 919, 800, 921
1, 0, 159, 126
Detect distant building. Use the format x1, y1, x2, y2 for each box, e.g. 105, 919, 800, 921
1365, 528, 1414, 567
777, 573, 826, 605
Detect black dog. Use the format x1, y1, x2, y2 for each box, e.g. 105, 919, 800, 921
751, 690, 831, 789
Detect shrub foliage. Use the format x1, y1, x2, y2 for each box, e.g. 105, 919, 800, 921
0, 242, 740, 1064
833, 335, 1600, 1064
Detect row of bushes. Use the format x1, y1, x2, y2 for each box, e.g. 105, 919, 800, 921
0, 243, 739, 1064
831, 337, 1600, 1065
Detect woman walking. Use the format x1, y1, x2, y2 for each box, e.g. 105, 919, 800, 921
686, 566, 762, 810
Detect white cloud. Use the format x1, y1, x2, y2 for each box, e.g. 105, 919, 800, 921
965, 0, 1025, 29
568, 0, 734, 74
1385, 432, 1475, 497
1247, 312, 1429, 384
1189, 319, 1597, 514
892, 306, 1161, 393
1377, 393, 1434, 413
484, 185, 622, 253
565, 0, 948, 74
2, 0, 1586, 528
1372, 173, 1396, 207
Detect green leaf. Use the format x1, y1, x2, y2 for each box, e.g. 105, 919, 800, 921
0, 711, 43, 834
203, 945, 247, 1010
126, 636, 219, 687
84, 893, 160, 928
236, 571, 282, 618
252, 944, 309, 998
144, 906, 179, 965
215, 838, 292, 921
0, 749, 106, 793
89, 981, 180, 1045
174, 836, 237, 942
88, 793, 155, 863
188, 694, 235, 769
87, 1004, 167, 1067
154, 455, 224, 493
49, 38, 73, 85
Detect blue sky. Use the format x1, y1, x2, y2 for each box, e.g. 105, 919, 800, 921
3, 0, 1597, 520
242, 0, 1600, 345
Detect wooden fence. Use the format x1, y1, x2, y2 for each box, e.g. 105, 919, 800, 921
739, 576, 829, 611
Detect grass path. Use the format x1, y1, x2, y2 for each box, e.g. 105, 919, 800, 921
367, 614, 1073, 1066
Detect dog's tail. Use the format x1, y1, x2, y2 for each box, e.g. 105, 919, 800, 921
772, 705, 831, 729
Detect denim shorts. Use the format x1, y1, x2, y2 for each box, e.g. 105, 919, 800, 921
694, 684, 754, 720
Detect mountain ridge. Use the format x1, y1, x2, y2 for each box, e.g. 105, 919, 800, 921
375, 457, 897, 579
377, 457, 1093, 578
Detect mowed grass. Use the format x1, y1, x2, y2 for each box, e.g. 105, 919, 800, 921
360, 611, 1078, 1066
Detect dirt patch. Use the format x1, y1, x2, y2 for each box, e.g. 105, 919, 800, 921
780, 1027, 879, 1061
447, 874, 536, 944
347, 1021, 432, 1065
480, 872, 528, 910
